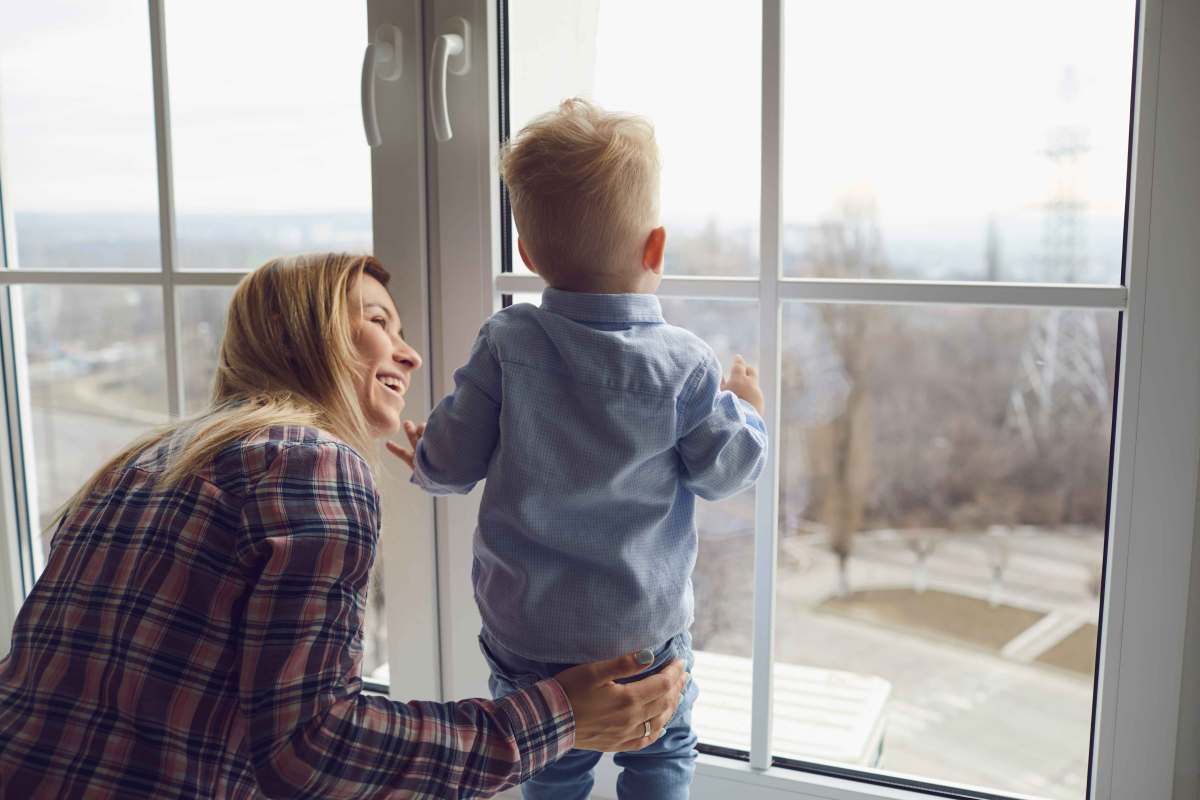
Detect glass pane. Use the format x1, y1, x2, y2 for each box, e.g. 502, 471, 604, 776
508, 0, 760, 278
660, 298, 760, 753
0, 0, 160, 269
166, 1, 371, 271
775, 303, 1118, 798
783, 0, 1135, 283
20, 286, 168, 564
179, 287, 235, 414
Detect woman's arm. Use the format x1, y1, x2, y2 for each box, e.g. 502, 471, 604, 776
236, 439, 573, 799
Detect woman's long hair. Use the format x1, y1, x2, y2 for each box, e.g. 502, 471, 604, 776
52, 252, 391, 527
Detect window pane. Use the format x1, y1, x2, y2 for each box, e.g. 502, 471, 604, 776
20, 286, 167, 563
660, 298, 760, 753
166, 1, 371, 271
775, 302, 1117, 797
179, 287, 235, 414
508, 0, 760, 277
0, 0, 160, 269
783, 0, 1135, 283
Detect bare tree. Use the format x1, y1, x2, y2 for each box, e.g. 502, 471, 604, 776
796, 195, 888, 596
903, 530, 943, 593
981, 526, 1012, 608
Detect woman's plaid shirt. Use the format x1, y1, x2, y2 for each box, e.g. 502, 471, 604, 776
0, 425, 574, 798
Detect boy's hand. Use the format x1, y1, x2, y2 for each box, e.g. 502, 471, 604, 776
721, 354, 764, 416
386, 420, 425, 470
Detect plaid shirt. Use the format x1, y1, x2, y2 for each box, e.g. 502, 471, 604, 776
0, 425, 574, 799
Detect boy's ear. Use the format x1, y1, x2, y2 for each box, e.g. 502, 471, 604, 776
517, 238, 538, 275
642, 227, 666, 273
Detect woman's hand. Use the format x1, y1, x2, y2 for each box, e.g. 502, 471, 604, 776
553, 652, 688, 752
386, 420, 426, 469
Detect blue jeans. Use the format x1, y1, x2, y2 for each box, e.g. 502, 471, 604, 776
479, 629, 699, 800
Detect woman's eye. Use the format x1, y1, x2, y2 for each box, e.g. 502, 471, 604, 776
372, 317, 387, 327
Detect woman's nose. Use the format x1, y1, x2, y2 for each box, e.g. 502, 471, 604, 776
395, 342, 423, 370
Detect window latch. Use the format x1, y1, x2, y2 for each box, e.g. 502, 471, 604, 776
361, 24, 403, 148
429, 17, 470, 143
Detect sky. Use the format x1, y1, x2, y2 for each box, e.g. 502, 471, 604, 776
0, 0, 370, 217
1, 0, 1137, 267
512, 0, 1136, 231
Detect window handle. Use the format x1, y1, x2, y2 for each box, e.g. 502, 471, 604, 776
361, 24, 402, 148
429, 17, 470, 142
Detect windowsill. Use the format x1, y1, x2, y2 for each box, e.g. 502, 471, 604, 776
588, 751, 997, 800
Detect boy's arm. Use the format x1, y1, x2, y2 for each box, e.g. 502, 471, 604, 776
409, 326, 502, 495
677, 352, 768, 501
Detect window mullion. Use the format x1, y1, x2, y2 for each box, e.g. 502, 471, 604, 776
0, 287, 41, 582
497, 274, 1129, 310
751, 0, 784, 772
0, 288, 36, 629
148, 0, 184, 418
778, 280, 1128, 310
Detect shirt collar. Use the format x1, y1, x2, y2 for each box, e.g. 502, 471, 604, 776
541, 287, 664, 324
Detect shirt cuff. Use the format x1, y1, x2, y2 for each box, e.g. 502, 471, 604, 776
495, 679, 577, 782
733, 395, 767, 434
408, 449, 472, 495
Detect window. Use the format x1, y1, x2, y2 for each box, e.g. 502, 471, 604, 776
0, 0, 401, 684
502, 1, 1131, 795
431, 1, 1199, 799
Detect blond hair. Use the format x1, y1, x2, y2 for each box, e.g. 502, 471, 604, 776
500, 98, 660, 286
52, 253, 389, 528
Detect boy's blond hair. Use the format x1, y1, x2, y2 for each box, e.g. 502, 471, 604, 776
500, 98, 660, 286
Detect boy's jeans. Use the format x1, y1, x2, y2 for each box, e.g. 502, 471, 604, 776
479, 628, 699, 800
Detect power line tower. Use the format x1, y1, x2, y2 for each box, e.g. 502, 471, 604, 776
985, 215, 1003, 281
1008, 69, 1109, 451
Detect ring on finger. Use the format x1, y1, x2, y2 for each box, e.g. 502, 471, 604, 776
643, 720, 652, 738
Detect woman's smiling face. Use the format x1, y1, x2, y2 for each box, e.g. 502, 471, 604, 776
348, 273, 422, 438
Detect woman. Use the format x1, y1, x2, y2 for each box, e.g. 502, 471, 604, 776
0, 253, 686, 799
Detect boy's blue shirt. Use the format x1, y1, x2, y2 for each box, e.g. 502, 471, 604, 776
412, 287, 768, 662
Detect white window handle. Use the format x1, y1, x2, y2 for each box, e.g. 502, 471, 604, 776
429, 17, 470, 143
361, 24, 402, 148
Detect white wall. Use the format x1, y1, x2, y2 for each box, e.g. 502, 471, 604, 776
1175, 471, 1200, 800
1160, 1, 1200, 795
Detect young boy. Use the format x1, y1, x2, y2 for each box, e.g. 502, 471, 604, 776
394, 98, 767, 800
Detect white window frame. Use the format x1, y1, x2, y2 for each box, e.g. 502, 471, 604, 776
420, 1, 1200, 799
0, 0, 1196, 798
0, 0, 445, 705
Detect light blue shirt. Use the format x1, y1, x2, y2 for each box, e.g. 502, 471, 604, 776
412, 288, 768, 662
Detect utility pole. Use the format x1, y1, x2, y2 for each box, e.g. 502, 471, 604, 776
1008, 69, 1108, 452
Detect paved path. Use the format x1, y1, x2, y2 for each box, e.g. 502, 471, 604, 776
693, 531, 1099, 799
773, 612, 1090, 799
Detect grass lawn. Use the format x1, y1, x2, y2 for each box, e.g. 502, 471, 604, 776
1036, 623, 1098, 676
819, 588, 1045, 651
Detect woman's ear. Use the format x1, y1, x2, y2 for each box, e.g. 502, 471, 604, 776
642, 227, 666, 273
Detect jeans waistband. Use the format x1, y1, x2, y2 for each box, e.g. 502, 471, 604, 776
480, 626, 687, 678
